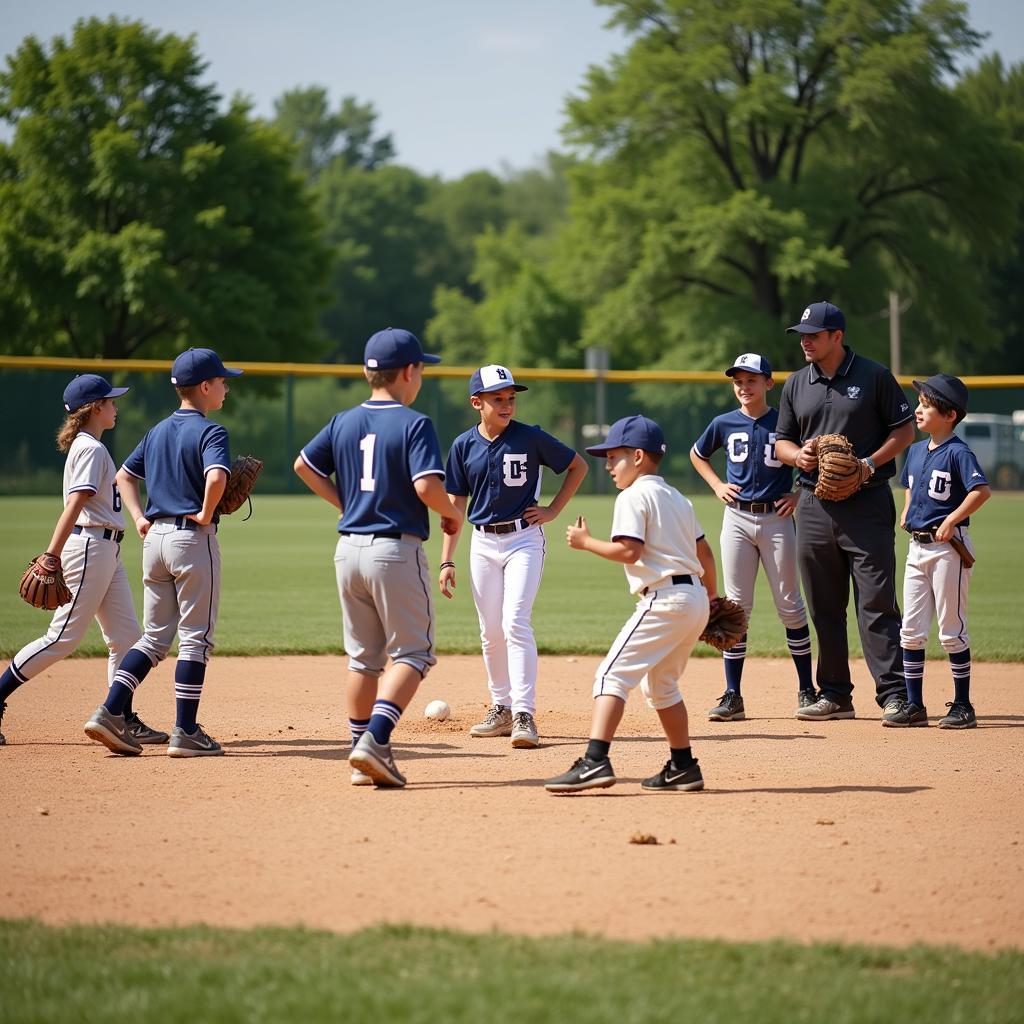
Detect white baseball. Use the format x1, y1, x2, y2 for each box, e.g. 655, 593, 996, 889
424, 699, 450, 722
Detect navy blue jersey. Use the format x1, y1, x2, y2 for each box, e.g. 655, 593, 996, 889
692, 408, 793, 501
445, 420, 576, 526
301, 399, 444, 539
121, 409, 231, 519
901, 436, 988, 530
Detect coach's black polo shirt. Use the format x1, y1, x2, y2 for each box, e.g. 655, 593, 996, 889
776, 346, 913, 486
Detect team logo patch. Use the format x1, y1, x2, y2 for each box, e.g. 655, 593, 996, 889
846, 386, 861, 400
801, 307, 811, 321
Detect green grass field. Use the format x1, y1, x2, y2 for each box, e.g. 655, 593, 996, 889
1, 920, 1021, 1024
1, 492, 1021, 659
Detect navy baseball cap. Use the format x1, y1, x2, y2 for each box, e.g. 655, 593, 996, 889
725, 353, 773, 378
62, 373, 129, 412
585, 415, 667, 457
469, 364, 528, 396
787, 301, 846, 334
364, 327, 441, 370
913, 373, 968, 414
171, 348, 244, 387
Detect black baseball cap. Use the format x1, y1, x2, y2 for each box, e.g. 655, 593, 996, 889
913, 374, 968, 415
787, 301, 846, 334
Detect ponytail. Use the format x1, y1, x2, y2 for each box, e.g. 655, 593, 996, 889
56, 404, 97, 453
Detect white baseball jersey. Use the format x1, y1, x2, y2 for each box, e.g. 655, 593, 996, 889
611, 475, 704, 595
64, 433, 125, 530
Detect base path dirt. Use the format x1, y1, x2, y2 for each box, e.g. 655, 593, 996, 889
2, 656, 1022, 950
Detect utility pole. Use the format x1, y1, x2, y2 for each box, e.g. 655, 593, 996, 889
889, 291, 901, 376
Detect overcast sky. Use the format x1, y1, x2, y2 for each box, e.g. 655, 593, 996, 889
1, 1, 1020, 180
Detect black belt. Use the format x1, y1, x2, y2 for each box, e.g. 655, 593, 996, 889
340, 530, 402, 540
72, 525, 124, 543
642, 573, 695, 595
475, 519, 528, 535
172, 516, 201, 531
911, 530, 937, 544
731, 499, 776, 514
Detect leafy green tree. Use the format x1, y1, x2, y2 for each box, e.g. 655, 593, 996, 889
315, 162, 445, 361
0, 17, 329, 361
559, 0, 1023, 371
271, 87, 394, 179
957, 55, 1024, 374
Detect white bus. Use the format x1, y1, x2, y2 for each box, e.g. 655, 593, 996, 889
953, 414, 1024, 489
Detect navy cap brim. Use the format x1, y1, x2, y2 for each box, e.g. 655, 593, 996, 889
106, 386, 131, 398
476, 382, 528, 394
787, 323, 827, 334
421, 353, 442, 365
584, 442, 618, 456
725, 367, 770, 377
223, 367, 244, 377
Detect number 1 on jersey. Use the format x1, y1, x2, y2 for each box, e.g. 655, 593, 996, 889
359, 434, 377, 492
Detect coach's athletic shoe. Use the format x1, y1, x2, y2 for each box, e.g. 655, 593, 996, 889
349, 732, 406, 788
167, 724, 223, 757
469, 704, 513, 738
796, 689, 819, 714
641, 760, 704, 792
350, 768, 374, 786
794, 695, 856, 721
881, 695, 909, 726
84, 705, 143, 756
544, 756, 616, 793
882, 701, 928, 728
938, 701, 977, 730
511, 711, 540, 748
0, 700, 6, 746
126, 711, 169, 745
709, 691, 745, 722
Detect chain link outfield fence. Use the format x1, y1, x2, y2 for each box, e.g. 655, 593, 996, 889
2, 357, 1023, 496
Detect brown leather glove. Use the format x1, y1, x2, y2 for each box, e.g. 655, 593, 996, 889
19, 552, 73, 610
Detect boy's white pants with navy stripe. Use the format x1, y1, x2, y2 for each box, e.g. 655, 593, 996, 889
593, 580, 709, 710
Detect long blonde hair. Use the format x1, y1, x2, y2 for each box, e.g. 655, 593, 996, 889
56, 403, 99, 454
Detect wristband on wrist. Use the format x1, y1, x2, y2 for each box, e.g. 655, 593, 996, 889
439, 561, 455, 570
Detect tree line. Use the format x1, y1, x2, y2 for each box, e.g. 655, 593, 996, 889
1, 4, 1022, 376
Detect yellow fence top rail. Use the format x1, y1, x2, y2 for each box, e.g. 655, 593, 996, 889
1, 355, 1023, 389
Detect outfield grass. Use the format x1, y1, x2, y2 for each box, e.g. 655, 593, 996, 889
1, 492, 1020, 658
0, 920, 1021, 1024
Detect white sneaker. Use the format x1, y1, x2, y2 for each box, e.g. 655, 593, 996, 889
511, 711, 539, 748
350, 768, 373, 786
469, 704, 513, 738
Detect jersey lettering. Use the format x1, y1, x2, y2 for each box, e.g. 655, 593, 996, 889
928, 470, 952, 501
764, 432, 782, 468
503, 453, 528, 486
359, 434, 377, 492
112, 483, 122, 513
726, 432, 749, 463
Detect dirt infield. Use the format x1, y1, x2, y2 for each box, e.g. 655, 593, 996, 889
2, 655, 1022, 950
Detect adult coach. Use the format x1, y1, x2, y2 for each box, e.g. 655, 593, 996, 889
774, 301, 915, 722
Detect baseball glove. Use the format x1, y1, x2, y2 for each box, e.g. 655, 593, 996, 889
813, 433, 862, 502
216, 455, 264, 518
700, 597, 748, 652
19, 552, 73, 610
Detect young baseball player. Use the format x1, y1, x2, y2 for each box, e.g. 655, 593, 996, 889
83, 348, 241, 757
438, 364, 588, 747
887, 374, 990, 729
294, 327, 463, 788
0, 375, 165, 749
545, 415, 716, 794
690, 353, 815, 721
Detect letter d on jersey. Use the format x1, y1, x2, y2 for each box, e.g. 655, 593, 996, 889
503, 454, 528, 486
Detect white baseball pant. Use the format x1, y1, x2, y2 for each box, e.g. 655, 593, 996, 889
11, 529, 141, 685
469, 522, 546, 715
593, 580, 709, 710
900, 529, 973, 654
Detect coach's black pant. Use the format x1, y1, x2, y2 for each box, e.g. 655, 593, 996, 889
795, 485, 905, 708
